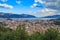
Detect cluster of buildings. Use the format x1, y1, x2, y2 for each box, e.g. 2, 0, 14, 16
1, 19, 60, 34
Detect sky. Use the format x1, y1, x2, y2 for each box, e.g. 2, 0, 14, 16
0, 0, 60, 17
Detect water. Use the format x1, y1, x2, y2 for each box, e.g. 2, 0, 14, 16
0, 18, 56, 21
0, 18, 56, 20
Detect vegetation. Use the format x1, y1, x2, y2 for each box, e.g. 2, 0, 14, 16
0, 24, 60, 40
53, 19, 60, 25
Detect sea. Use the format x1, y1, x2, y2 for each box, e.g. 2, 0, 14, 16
0, 18, 56, 22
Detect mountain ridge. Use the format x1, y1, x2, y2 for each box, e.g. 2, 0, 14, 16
41, 15, 60, 18
0, 12, 36, 18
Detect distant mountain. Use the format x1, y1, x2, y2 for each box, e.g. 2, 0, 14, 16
41, 15, 60, 18
0, 12, 36, 18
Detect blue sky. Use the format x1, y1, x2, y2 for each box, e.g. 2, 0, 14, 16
0, 0, 60, 17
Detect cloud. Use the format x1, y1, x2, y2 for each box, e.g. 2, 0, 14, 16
16, 1, 21, 4
24, 8, 57, 17
30, 3, 38, 8
1, 0, 7, 2
0, 3, 13, 9
40, 8, 57, 16
29, 0, 60, 17
33, 8, 57, 17
35, 0, 44, 3
34, 0, 60, 10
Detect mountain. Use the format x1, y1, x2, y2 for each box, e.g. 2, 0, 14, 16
0, 12, 36, 18
41, 15, 60, 18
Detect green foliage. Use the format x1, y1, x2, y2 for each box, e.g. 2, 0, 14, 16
55, 34, 60, 40
43, 28, 59, 40
0, 24, 60, 40
0, 24, 12, 32
53, 20, 60, 25
30, 32, 43, 40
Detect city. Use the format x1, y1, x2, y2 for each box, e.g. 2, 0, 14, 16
0, 19, 59, 34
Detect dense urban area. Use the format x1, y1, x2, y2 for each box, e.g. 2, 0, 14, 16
0, 18, 60, 40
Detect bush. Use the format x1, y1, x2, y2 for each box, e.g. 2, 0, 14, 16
30, 32, 43, 40
43, 28, 59, 40
0, 25, 60, 40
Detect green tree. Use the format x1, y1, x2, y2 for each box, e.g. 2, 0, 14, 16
43, 28, 59, 40
30, 32, 43, 40
12, 24, 29, 40
55, 33, 60, 40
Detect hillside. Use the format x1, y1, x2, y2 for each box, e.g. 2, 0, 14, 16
0, 12, 36, 18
